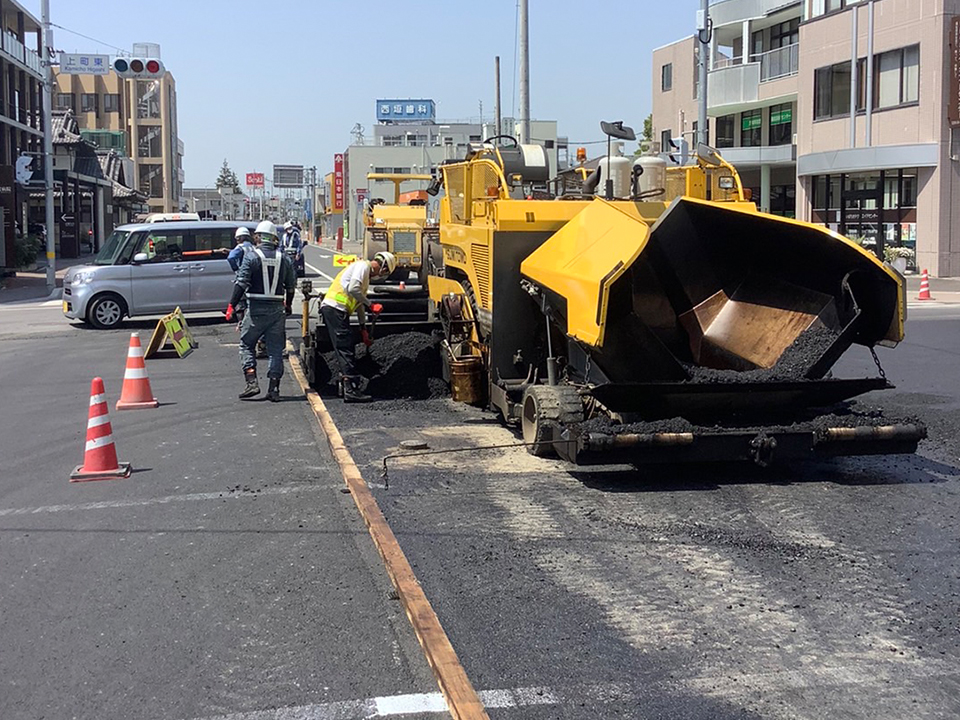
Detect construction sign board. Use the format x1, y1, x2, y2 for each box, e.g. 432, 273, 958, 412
145, 307, 198, 358
333, 254, 358, 268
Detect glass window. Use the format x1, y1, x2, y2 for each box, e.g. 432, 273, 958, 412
716, 115, 735, 148
137, 126, 162, 158
771, 18, 799, 48
193, 228, 234, 252
139, 164, 163, 198
741, 110, 761, 147
104, 93, 120, 113
902, 45, 919, 103
901, 172, 917, 207
813, 176, 828, 210
660, 129, 672, 151
769, 103, 792, 146
883, 176, 899, 207
751, 30, 763, 61
661, 63, 672, 92
137, 231, 189, 263
829, 176, 842, 209
56, 93, 75, 112
81, 94, 98, 114
93, 230, 130, 265
877, 51, 900, 109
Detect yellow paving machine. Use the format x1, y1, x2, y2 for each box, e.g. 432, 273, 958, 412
425, 126, 924, 465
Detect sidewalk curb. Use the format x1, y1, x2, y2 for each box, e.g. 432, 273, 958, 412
0, 286, 63, 305
286, 344, 490, 720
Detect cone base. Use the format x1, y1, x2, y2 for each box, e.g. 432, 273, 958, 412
70, 462, 132, 482
116, 398, 159, 410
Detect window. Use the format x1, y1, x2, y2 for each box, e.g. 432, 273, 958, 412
660, 129, 672, 151
56, 93, 75, 112
139, 164, 163, 198
137, 126, 162, 158
815, 63, 853, 119
136, 80, 161, 119
661, 63, 672, 92
741, 110, 761, 147
751, 30, 763, 62
716, 115, 735, 148
81, 94, 98, 114
381, 135, 403, 147
137, 231, 188, 263
193, 228, 234, 253
769, 103, 792, 146
770, 19, 799, 49
875, 45, 919, 109
104, 93, 120, 113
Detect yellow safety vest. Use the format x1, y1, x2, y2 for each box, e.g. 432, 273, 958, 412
323, 266, 361, 314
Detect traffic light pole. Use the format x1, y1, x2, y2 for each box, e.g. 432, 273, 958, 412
41, 0, 56, 294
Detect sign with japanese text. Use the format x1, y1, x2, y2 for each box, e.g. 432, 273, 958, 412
245, 172, 264, 188
333, 154, 344, 211
376, 99, 436, 122
59, 53, 110, 75
950, 17, 960, 127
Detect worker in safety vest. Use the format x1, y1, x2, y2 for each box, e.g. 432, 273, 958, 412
226, 220, 296, 402
320, 251, 396, 403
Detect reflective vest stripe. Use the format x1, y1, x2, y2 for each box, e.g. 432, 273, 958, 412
323, 267, 360, 313
246, 247, 284, 301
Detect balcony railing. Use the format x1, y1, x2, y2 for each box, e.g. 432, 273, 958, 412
711, 42, 799, 82
1, 31, 42, 75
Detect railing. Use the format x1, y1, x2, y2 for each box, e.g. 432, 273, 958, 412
710, 43, 799, 82
759, 43, 799, 82
1, 31, 42, 75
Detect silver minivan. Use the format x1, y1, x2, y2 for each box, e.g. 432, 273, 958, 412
62, 221, 256, 329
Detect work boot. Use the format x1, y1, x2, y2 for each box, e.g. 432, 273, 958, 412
342, 376, 372, 404
239, 371, 260, 399
267, 378, 281, 403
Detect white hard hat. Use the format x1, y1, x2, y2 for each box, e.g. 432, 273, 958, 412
235, 226, 251, 238
283, 221, 293, 230
255, 220, 278, 239
374, 251, 397, 276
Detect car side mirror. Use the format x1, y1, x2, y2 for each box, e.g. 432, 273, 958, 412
132, 252, 148, 264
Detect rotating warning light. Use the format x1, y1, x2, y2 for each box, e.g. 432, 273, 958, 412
113, 57, 165, 78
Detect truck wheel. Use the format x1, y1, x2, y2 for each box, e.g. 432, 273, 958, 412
87, 293, 126, 329
521, 385, 584, 457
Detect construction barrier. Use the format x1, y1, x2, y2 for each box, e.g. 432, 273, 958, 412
333, 253, 358, 268
145, 307, 198, 358
917, 268, 934, 301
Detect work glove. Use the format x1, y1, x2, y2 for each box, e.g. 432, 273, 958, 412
361, 328, 373, 347
224, 304, 235, 322
285, 304, 293, 316
371, 303, 384, 316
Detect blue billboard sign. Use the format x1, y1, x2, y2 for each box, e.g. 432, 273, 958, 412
376, 99, 436, 122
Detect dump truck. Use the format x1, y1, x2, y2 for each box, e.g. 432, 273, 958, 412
422, 131, 924, 466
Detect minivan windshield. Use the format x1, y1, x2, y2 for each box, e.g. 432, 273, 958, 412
94, 230, 131, 265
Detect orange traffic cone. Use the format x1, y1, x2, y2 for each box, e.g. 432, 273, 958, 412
917, 269, 934, 301
117, 332, 159, 409
70, 377, 132, 482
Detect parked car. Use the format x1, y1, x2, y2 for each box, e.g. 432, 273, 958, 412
62, 221, 257, 329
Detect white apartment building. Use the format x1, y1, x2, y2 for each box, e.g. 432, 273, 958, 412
652, 0, 960, 276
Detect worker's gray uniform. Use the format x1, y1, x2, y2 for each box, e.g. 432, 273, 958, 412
234, 243, 296, 379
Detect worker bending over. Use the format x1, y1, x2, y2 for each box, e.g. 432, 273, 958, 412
226, 221, 296, 402
320, 251, 396, 403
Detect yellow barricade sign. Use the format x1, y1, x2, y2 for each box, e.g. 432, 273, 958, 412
144, 306, 199, 359
333, 253, 358, 268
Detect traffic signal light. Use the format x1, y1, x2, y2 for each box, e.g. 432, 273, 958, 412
667, 137, 689, 166
113, 57, 165, 78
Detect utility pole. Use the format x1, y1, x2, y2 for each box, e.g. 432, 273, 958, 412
494, 55, 502, 138
518, 0, 530, 144
41, 0, 56, 293
697, 0, 710, 147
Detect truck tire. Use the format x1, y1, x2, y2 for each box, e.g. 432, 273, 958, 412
521, 385, 584, 457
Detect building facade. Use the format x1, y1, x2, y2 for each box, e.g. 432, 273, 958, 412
54, 44, 184, 215
0, 0, 44, 270
652, 0, 960, 276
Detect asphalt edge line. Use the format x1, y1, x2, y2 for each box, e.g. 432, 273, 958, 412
286, 347, 490, 720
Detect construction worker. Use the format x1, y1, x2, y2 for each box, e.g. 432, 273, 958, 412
227, 226, 256, 272
226, 220, 296, 402
280, 221, 304, 277
320, 251, 396, 403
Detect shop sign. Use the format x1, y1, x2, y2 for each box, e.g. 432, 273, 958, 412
770, 107, 793, 126
845, 209, 880, 223
333, 154, 344, 211
742, 114, 762, 131
245, 172, 264, 188
950, 17, 960, 126
376, 99, 436, 122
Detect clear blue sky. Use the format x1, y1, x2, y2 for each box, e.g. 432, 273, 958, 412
30, 0, 698, 186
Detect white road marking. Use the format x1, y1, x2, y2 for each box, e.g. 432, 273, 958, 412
305, 261, 336, 283
0, 484, 326, 517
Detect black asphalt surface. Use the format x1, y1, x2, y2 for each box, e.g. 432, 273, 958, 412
306, 247, 960, 719
0, 313, 438, 719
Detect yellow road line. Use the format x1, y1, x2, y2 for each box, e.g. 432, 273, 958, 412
287, 350, 490, 720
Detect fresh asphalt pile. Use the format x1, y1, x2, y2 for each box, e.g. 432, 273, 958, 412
320, 331, 447, 399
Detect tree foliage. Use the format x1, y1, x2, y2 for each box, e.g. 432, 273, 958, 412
215, 159, 240, 191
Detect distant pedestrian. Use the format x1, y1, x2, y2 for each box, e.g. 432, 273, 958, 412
225, 221, 296, 402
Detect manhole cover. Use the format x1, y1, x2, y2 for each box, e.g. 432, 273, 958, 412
399, 439, 429, 451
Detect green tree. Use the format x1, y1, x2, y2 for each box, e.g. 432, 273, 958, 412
215, 159, 240, 191
642, 113, 653, 142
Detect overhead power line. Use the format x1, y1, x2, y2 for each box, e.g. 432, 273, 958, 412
50, 23, 128, 55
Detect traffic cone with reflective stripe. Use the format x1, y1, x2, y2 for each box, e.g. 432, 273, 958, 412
117, 332, 159, 409
917, 269, 934, 301
70, 377, 132, 482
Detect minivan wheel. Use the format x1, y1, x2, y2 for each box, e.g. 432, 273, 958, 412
87, 294, 125, 329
